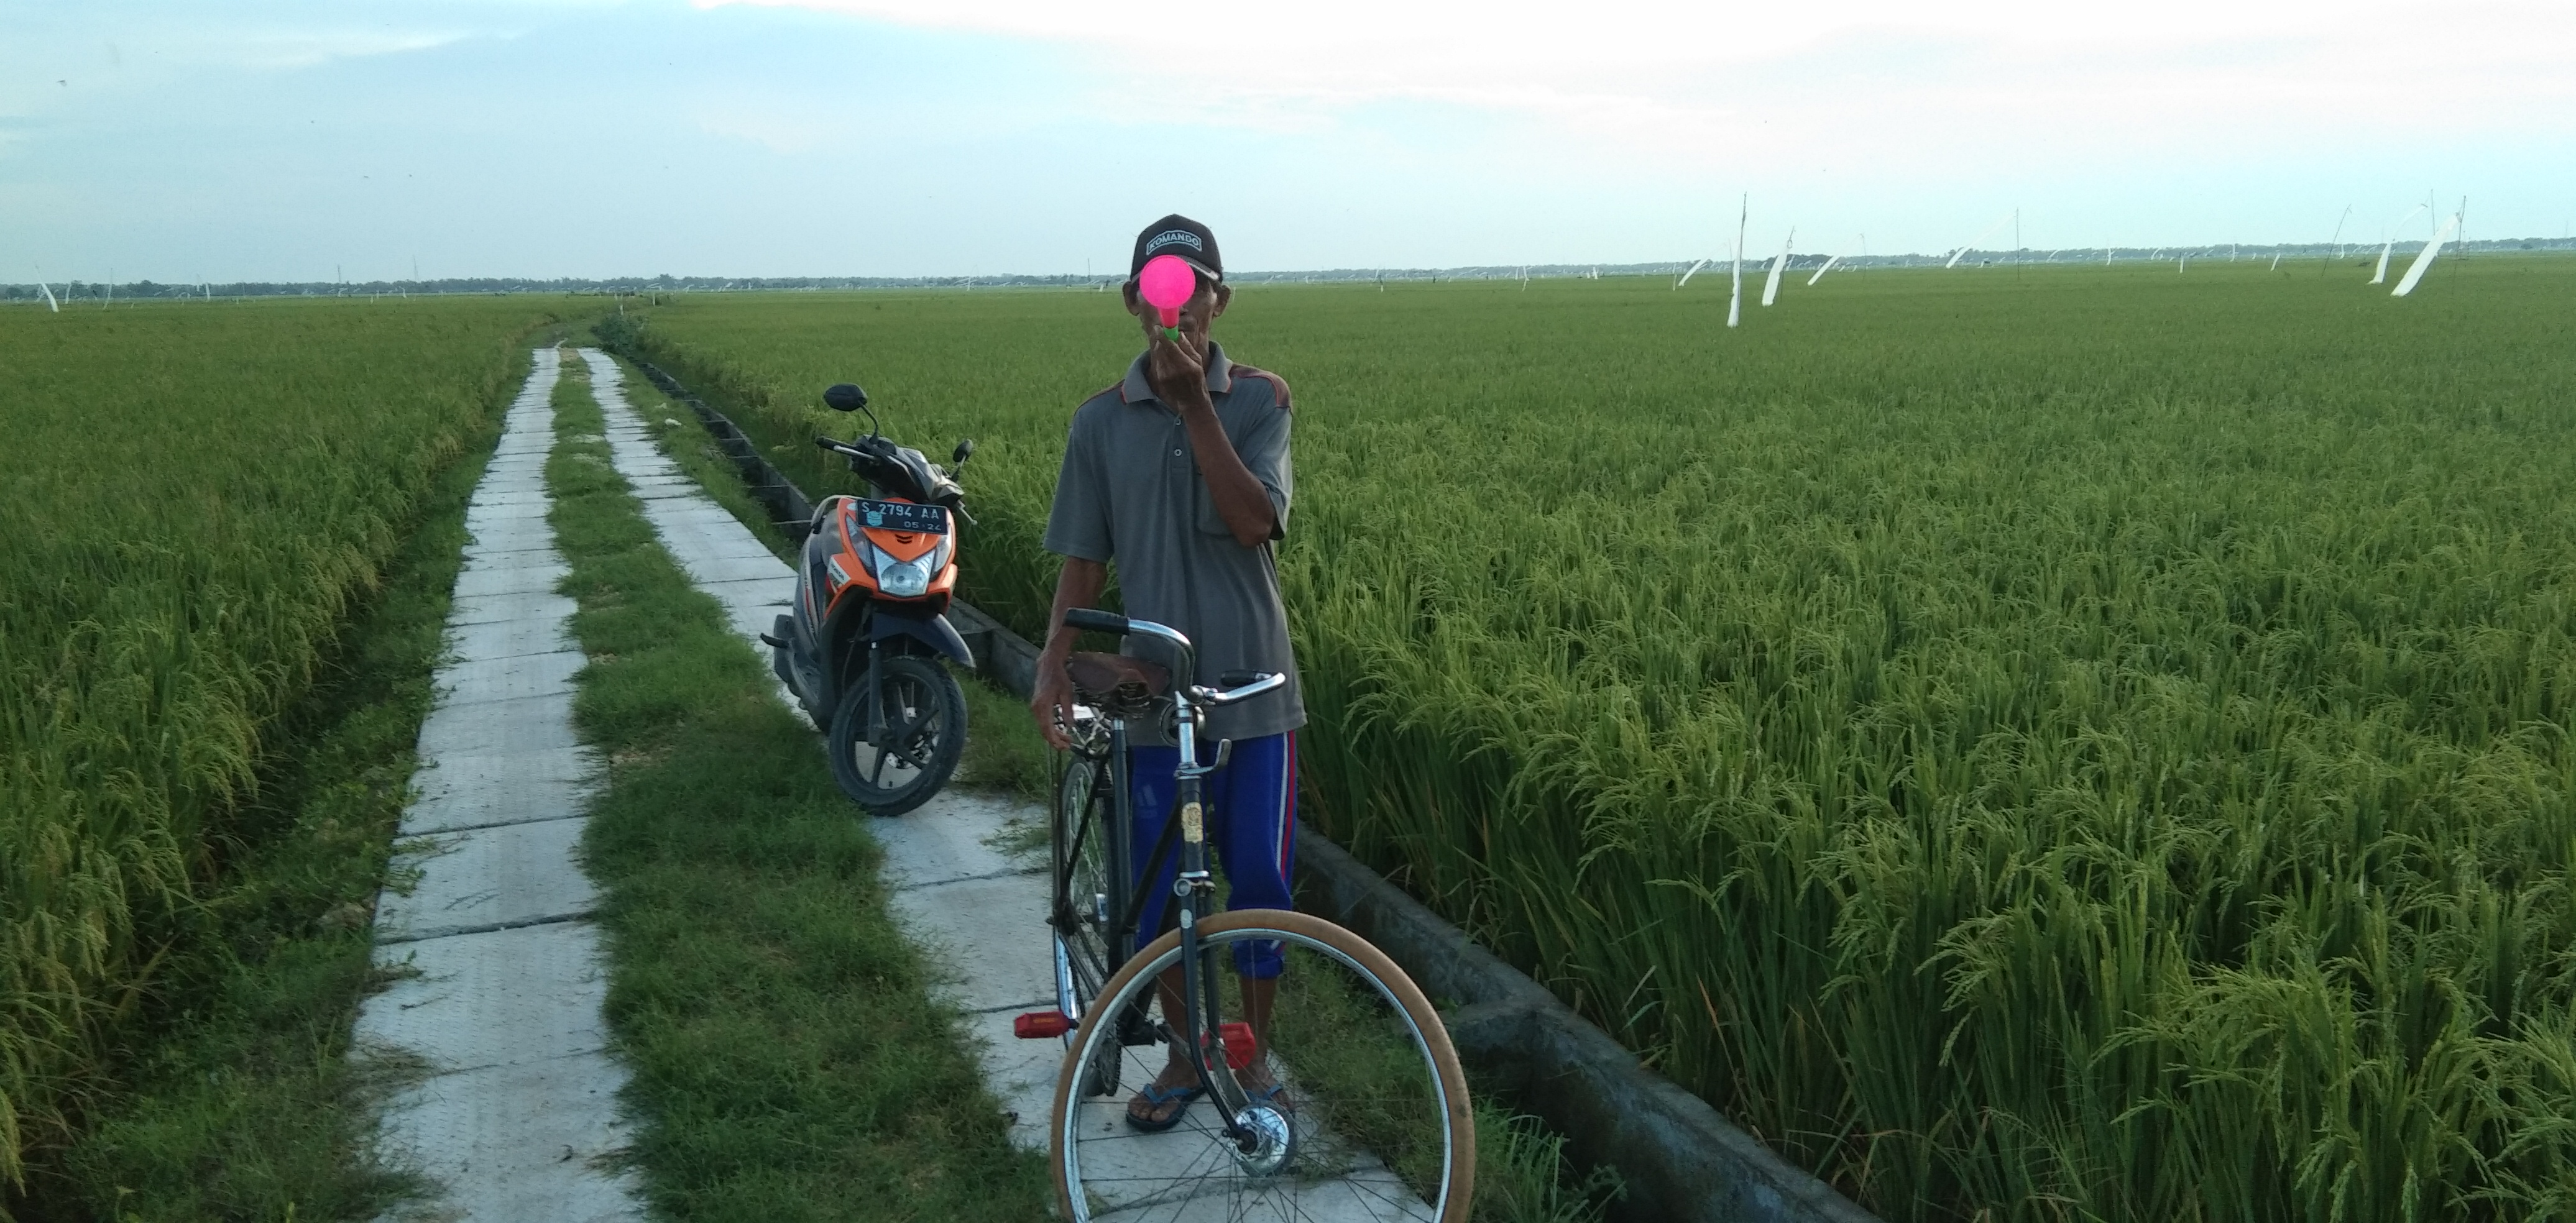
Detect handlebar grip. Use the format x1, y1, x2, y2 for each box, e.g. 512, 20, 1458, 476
1062, 608, 1129, 636
814, 436, 839, 450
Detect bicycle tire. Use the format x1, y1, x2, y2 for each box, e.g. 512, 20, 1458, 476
1049, 909, 1474, 1223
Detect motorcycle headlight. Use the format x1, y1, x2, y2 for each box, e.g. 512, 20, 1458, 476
877, 554, 931, 598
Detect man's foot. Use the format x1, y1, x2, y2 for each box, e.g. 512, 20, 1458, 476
1125, 1059, 1206, 1132
1233, 1060, 1296, 1113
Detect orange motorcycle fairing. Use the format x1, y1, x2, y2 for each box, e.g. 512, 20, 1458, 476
822, 496, 958, 620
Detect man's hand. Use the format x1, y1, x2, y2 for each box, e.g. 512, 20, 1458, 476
1146, 325, 1214, 415
1030, 652, 1075, 751
1033, 557, 1109, 751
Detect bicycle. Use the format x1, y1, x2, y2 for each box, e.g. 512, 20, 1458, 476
1021, 608, 1475, 1222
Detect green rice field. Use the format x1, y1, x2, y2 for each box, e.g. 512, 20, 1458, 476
623, 258, 2576, 1222
0, 298, 559, 1193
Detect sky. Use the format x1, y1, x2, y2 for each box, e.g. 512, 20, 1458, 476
4, 0, 2574, 282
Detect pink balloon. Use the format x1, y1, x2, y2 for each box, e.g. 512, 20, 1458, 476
1138, 254, 1197, 328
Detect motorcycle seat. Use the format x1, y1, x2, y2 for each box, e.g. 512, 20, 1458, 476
1067, 651, 1169, 719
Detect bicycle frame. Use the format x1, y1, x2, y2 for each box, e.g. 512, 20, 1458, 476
1059, 610, 1287, 1147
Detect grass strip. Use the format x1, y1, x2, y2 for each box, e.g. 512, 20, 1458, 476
543, 352, 1051, 1221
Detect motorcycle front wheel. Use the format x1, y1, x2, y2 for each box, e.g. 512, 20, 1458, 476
827, 653, 966, 815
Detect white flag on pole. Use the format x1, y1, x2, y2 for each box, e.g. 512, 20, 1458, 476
1727, 195, 1746, 329
2391, 214, 2458, 296
1945, 214, 2012, 268
1762, 231, 1792, 306
39, 282, 60, 312
1675, 258, 1708, 289
2372, 203, 2427, 283
1806, 254, 1842, 286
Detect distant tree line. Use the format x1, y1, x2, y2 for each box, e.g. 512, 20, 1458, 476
7, 238, 2571, 301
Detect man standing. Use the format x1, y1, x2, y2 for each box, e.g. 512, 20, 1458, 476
1030, 214, 1304, 1132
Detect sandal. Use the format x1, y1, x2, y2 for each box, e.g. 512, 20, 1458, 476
1235, 1070, 1297, 1114
1125, 1080, 1206, 1133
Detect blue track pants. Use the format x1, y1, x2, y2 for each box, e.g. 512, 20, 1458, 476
1128, 731, 1297, 978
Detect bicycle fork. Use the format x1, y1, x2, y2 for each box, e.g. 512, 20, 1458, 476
1171, 731, 1267, 1150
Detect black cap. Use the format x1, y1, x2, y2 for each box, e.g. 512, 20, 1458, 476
1129, 214, 1222, 283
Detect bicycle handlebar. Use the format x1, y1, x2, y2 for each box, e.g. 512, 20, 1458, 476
1060, 609, 1283, 708
1061, 608, 1129, 636
1197, 671, 1286, 706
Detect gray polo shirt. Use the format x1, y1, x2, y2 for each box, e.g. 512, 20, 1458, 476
1042, 343, 1305, 743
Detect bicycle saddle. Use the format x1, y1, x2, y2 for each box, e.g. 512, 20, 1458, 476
1066, 652, 1169, 718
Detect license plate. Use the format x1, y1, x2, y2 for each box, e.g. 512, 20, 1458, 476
851, 498, 949, 535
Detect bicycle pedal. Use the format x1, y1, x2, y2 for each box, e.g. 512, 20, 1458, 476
1218, 1022, 1258, 1070
1013, 1011, 1073, 1038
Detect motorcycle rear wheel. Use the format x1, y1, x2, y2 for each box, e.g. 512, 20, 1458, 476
827, 653, 965, 815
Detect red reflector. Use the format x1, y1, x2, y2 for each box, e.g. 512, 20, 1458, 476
1014, 1011, 1072, 1038
1218, 1022, 1257, 1070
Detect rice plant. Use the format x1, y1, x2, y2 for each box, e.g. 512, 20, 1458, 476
0, 297, 556, 1191
629, 259, 2576, 1221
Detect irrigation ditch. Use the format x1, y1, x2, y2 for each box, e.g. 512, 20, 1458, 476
614, 349, 1879, 1223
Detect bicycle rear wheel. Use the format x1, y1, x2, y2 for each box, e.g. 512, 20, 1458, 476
1050, 910, 1474, 1223
1051, 746, 1127, 1097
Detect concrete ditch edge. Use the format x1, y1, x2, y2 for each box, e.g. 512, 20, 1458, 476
1293, 833, 1879, 1223
610, 346, 1884, 1223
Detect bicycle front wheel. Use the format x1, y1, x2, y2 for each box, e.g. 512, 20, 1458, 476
1049, 909, 1474, 1223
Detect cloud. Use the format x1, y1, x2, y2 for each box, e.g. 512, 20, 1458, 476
228, 29, 472, 70
693, 0, 2576, 158
696, 106, 840, 153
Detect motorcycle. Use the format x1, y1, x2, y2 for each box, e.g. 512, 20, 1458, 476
762, 381, 975, 815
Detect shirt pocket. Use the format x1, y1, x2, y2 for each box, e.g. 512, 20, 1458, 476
1193, 467, 1232, 536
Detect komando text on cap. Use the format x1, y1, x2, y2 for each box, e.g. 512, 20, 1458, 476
1129, 214, 1222, 283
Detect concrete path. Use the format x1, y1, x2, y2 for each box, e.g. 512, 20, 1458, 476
357, 348, 645, 1222
579, 349, 798, 676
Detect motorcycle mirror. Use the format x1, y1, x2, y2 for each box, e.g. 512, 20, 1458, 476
823, 383, 869, 413
952, 439, 975, 467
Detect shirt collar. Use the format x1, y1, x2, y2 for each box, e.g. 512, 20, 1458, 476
1120, 342, 1233, 405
